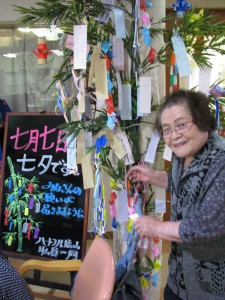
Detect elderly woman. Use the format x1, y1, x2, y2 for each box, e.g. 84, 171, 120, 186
126, 90, 225, 300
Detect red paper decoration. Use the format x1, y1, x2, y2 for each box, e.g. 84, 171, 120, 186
32, 37, 52, 65
148, 47, 157, 63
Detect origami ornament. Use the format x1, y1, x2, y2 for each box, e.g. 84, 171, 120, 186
105, 94, 115, 114
107, 116, 115, 129
170, 52, 178, 93
189, 8, 204, 23
93, 152, 106, 235
110, 202, 116, 218
109, 191, 117, 204
128, 195, 133, 207
148, 47, 157, 63
32, 37, 52, 64
109, 180, 117, 189
112, 217, 117, 229
142, 11, 151, 28
95, 135, 108, 153
142, 27, 151, 46
209, 86, 225, 129
107, 73, 114, 93
105, 55, 111, 70
129, 206, 135, 215
153, 237, 160, 244
140, 277, 148, 289
140, 0, 146, 11
172, 0, 192, 17
154, 258, 161, 271
126, 218, 133, 232
209, 85, 225, 99
146, 0, 152, 8
101, 41, 111, 54
153, 246, 160, 258
152, 272, 159, 287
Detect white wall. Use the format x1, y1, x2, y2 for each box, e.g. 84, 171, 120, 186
0, 0, 37, 24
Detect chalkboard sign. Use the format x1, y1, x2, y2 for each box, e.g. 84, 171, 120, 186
0, 113, 89, 261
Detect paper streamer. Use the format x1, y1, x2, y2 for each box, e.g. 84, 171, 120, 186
113, 8, 126, 39
144, 130, 160, 163
171, 35, 191, 77
73, 25, 87, 70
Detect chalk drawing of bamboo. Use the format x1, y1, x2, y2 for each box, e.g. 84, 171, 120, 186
4, 156, 43, 252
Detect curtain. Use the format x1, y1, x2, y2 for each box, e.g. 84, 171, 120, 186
0, 28, 64, 112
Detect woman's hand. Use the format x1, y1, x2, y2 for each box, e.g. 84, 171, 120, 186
134, 216, 182, 243
134, 215, 160, 239
126, 164, 168, 189
126, 164, 155, 183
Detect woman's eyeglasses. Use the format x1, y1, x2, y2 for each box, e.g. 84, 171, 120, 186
161, 121, 193, 138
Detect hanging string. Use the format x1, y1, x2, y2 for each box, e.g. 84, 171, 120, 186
169, 52, 178, 93
215, 99, 220, 131
93, 152, 106, 236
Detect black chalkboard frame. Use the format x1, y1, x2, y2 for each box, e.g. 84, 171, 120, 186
0, 112, 89, 261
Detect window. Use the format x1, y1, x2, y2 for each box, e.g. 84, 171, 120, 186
0, 28, 64, 112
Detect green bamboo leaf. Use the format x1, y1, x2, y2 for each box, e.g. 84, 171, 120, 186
85, 146, 96, 156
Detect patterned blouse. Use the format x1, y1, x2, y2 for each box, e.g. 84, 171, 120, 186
0, 253, 33, 299
167, 132, 225, 300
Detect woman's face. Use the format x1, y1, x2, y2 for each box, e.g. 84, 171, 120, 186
161, 103, 209, 165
